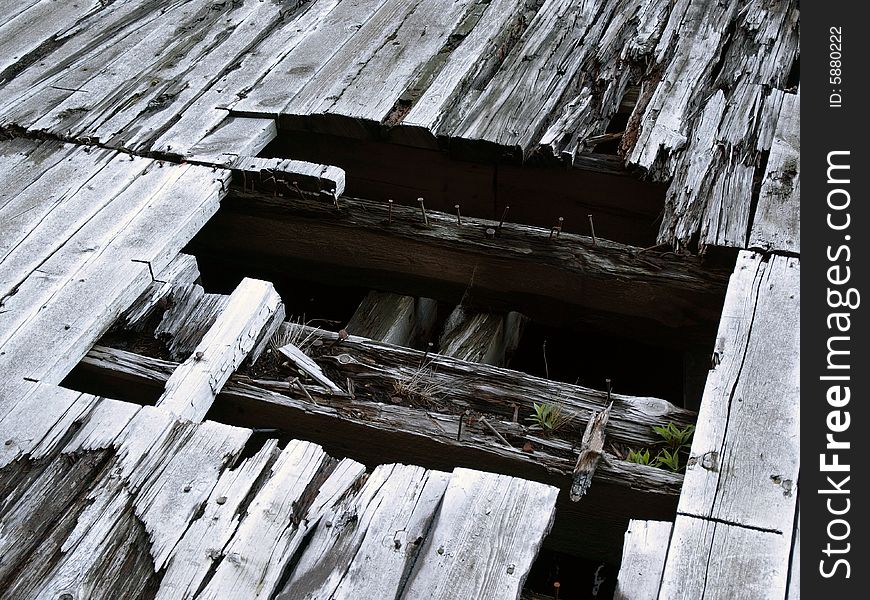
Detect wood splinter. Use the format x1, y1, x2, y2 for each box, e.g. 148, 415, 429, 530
569, 402, 612, 501
478, 416, 512, 447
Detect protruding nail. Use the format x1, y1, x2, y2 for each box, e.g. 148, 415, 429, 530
388, 199, 394, 225
418, 197, 429, 226
485, 227, 496, 239
557, 216, 564, 238
498, 205, 510, 230
606, 378, 612, 401
455, 204, 462, 225
588, 214, 597, 245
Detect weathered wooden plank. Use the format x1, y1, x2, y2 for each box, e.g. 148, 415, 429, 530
134, 420, 251, 570
0, 162, 228, 405
277, 464, 451, 600
346, 291, 438, 349
155, 440, 280, 600
196, 441, 366, 600
118, 253, 201, 332
230, 0, 389, 117
151, 0, 346, 155
678, 252, 799, 534
62, 397, 142, 454
439, 307, 526, 367
626, 0, 799, 249
186, 116, 277, 167
750, 89, 800, 254
0, 0, 102, 74
158, 277, 283, 421
0, 151, 151, 300
201, 190, 729, 346
224, 155, 346, 200
400, 468, 558, 600
658, 514, 790, 600
278, 342, 343, 394
397, 0, 535, 146
613, 520, 672, 600
570, 403, 611, 501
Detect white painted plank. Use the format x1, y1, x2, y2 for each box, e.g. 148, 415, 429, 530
158, 277, 283, 421
678, 252, 799, 534
196, 441, 366, 600
750, 89, 800, 254
277, 464, 451, 600
613, 520, 672, 600
400, 468, 558, 600
659, 514, 790, 600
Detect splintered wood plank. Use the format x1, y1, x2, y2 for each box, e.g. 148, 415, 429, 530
277, 464, 450, 600
448, 0, 629, 159
158, 278, 283, 421
678, 252, 799, 534
613, 520, 672, 600
399, 0, 534, 145
400, 468, 558, 600
0, 163, 228, 401
133, 420, 251, 570
0, 383, 92, 467
346, 291, 438, 348
118, 253, 201, 331
62, 397, 143, 454
155, 441, 280, 600
186, 116, 277, 166
224, 155, 346, 199
626, 0, 799, 249
750, 89, 800, 254
297, 0, 478, 128
230, 0, 387, 117
196, 441, 366, 600
439, 308, 526, 367
658, 515, 790, 600
157, 288, 231, 360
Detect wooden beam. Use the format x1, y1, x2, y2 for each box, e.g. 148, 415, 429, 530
439, 308, 526, 367
75, 342, 687, 560
193, 190, 729, 347
157, 277, 283, 421
346, 291, 438, 348
613, 520, 673, 600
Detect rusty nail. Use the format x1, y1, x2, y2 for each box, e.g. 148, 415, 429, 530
388, 199, 394, 225
606, 378, 612, 402
485, 227, 496, 239
588, 214, 597, 245
455, 204, 462, 225
498, 205, 510, 230
556, 216, 564, 237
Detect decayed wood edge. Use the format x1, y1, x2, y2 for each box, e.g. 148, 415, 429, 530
117, 253, 201, 332
749, 89, 800, 255
658, 514, 791, 600
185, 116, 277, 166
678, 252, 799, 534
277, 342, 343, 394
612, 520, 672, 600
157, 277, 283, 421
275, 464, 452, 600
346, 290, 438, 348
399, 468, 558, 600
438, 307, 527, 367
198, 189, 729, 346
570, 403, 611, 501
78, 343, 684, 496
220, 154, 347, 200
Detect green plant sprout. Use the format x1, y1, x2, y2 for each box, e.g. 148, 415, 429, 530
652, 423, 695, 452
626, 449, 652, 466
625, 422, 695, 472
526, 402, 573, 433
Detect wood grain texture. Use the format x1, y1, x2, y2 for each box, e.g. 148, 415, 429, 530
613, 520, 672, 600
438, 308, 526, 367
346, 291, 438, 348
158, 277, 283, 421
678, 252, 799, 534
658, 514, 790, 600
750, 89, 800, 254
400, 468, 558, 600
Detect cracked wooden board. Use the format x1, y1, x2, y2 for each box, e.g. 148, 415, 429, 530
613, 520, 672, 600
678, 251, 799, 534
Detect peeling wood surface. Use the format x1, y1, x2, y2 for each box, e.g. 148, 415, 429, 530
750, 89, 800, 254
158, 278, 283, 421
198, 190, 729, 346
613, 520, 672, 600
